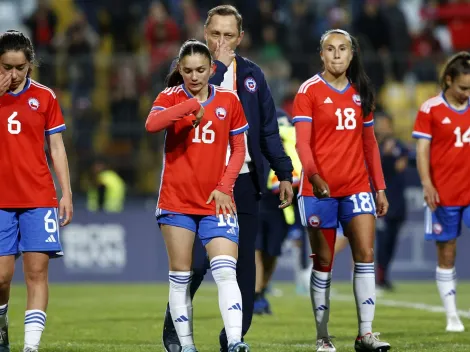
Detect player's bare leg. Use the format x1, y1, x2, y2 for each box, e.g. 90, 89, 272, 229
346, 215, 390, 351
22, 252, 49, 352
435, 240, 463, 332
206, 237, 249, 352
0, 255, 15, 352
308, 228, 336, 352
162, 225, 197, 352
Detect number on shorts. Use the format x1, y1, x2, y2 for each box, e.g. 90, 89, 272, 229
217, 214, 238, 227
44, 210, 57, 233
350, 192, 374, 213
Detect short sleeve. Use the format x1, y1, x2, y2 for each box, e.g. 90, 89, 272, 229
44, 93, 66, 135
363, 112, 374, 128
292, 92, 314, 124
412, 104, 433, 140
229, 96, 249, 136
151, 88, 176, 112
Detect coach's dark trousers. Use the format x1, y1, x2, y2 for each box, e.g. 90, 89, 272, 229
376, 217, 405, 282
189, 172, 260, 346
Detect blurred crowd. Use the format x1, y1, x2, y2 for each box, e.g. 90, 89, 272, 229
4, 0, 469, 195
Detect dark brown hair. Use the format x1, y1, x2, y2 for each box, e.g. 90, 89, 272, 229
165, 39, 212, 87
440, 51, 470, 91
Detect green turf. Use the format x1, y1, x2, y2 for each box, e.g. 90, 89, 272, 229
5, 282, 470, 351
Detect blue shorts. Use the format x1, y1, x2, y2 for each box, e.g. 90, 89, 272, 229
298, 192, 376, 230
256, 194, 303, 256
0, 208, 63, 257
156, 209, 239, 246
425, 205, 470, 242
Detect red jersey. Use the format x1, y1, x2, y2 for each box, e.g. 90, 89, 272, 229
153, 84, 248, 215
412, 94, 470, 206
0, 79, 65, 208
293, 74, 373, 197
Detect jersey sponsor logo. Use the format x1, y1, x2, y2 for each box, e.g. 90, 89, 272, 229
433, 223, 443, 235
28, 98, 40, 110
324, 97, 333, 104
352, 94, 361, 106
244, 77, 258, 93
441, 117, 451, 124
308, 214, 321, 227
215, 106, 227, 120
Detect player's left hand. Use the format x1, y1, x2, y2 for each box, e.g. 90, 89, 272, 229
59, 195, 73, 226
0, 72, 12, 96
207, 189, 236, 218
376, 190, 388, 217
278, 180, 294, 209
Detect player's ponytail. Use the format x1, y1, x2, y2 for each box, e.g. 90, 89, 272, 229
440, 51, 470, 91
0, 30, 37, 76
165, 39, 213, 88
347, 35, 375, 118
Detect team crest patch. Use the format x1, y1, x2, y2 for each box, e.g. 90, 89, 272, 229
215, 107, 227, 120
433, 223, 443, 235
308, 215, 321, 228
352, 94, 361, 106
28, 98, 39, 110
244, 77, 258, 93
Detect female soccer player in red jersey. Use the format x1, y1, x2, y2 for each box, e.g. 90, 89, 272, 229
145, 39, 250, 352
0, 30, 73, 352
413, 52, 470, 333
293, 29, 390, 352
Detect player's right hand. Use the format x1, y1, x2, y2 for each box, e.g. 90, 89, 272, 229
59, 195, 73, 226
0, 72, 12, 96
193, 104, 204, 128
207, 189, 236, 218
423, 182, 440, 211
309, 174, 330, 199
214, 41, 236, 68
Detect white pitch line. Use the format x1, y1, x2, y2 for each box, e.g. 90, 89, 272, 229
333, 294, 470, 319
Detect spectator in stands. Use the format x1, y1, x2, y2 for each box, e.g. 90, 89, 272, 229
353, 0, 390, 91
383, 0, 411, 81
24, 0, 58, 87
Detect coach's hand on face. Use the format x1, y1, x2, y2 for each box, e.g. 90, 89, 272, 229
207, 189, 236, 218
309, 174, 330, 199
214, 40, 236, 68
0, 72, 12, 96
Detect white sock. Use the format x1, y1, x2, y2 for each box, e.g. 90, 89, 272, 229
310, 270, 332, 339
169, 271, 194, 347
0, 304, 7, 329
210, 255, 242, 346
24, 310, 46, 349
353, 263, 376, 336
436, 267, 457, 318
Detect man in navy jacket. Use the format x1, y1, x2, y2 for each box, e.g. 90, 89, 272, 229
162, 5, 294, 352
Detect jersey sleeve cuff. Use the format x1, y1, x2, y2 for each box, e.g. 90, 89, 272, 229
45, 124, 66, 135
363, 120, 374, 127
151, 106, 166, 111
412, 131, 432, 140
230, 123, 249, 136
292, 116, 312, 123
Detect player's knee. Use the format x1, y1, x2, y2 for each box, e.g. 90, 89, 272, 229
436, 240, 456, 268
313, 253, 333, 272
0, 272, 13, 290
23, 268, 47, 286
352, 247, 374, 263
